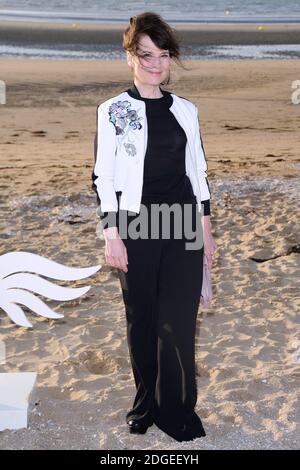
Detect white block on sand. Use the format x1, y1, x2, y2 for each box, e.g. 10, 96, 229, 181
0, 372, 37, 431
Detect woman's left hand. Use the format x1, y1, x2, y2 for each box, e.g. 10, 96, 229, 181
202, 215, 217, 271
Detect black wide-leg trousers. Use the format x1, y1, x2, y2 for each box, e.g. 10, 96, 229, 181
117, 201, 206, 442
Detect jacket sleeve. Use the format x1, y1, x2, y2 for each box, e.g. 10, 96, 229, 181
193, 104, 211, 216
91, 104, 119, 216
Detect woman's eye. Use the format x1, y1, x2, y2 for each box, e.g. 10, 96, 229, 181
141, 53, 169, 59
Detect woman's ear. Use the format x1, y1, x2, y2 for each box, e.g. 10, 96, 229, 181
126, 51, 133, 68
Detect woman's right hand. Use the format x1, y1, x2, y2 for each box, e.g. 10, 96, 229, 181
103, 226, 128, 273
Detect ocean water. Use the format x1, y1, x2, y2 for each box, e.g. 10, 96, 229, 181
0, 0, 300, 59
0, 0, 300, 24
1, 43, 300, 60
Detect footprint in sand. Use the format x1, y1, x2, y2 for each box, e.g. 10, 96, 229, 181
79, 350, 119, 375
65, 131, 79, 139
31, 130, 47, 137
223, 124, 253, 131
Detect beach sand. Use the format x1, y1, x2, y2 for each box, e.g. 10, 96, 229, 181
0, 41, 300, 449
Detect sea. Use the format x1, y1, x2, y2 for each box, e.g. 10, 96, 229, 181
0, 0, 300, 60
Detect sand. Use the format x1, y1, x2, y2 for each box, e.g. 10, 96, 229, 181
0, 48, 300, 449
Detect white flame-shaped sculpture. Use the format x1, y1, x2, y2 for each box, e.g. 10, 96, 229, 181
0, 251, 102, 328
0, 251, 102, 431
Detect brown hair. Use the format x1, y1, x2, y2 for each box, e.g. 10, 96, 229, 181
123, 12, 188, 86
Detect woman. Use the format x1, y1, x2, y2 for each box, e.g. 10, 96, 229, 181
92, 12, 217, 442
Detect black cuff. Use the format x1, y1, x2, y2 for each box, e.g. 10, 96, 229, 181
202, 199, 211, 216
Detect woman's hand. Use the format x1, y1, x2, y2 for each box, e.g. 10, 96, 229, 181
103, 227, 128, 273
202, 215, 217, 271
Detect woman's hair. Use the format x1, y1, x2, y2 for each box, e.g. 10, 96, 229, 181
123, 12, 188, 86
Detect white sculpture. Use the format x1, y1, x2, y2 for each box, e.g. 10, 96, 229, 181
0, 251, 102, 328
0, 251, 102, 431
0, 373, 37, 431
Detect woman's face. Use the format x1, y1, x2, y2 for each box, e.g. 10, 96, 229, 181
127, 34, 170, 86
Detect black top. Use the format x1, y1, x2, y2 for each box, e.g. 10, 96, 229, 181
129, 83, 197, 205
93, 83, 211, 229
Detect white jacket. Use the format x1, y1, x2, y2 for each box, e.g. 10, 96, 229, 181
92, 88, 211, 215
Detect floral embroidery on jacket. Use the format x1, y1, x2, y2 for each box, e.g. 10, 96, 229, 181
123, 142, 137, 157
108, 100, 142, 136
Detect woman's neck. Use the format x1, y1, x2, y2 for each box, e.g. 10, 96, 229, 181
133, 82, 163, 99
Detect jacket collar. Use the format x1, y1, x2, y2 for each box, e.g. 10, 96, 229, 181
126, 83, 173, 108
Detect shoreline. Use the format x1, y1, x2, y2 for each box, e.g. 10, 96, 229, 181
1, 20, 300, 45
